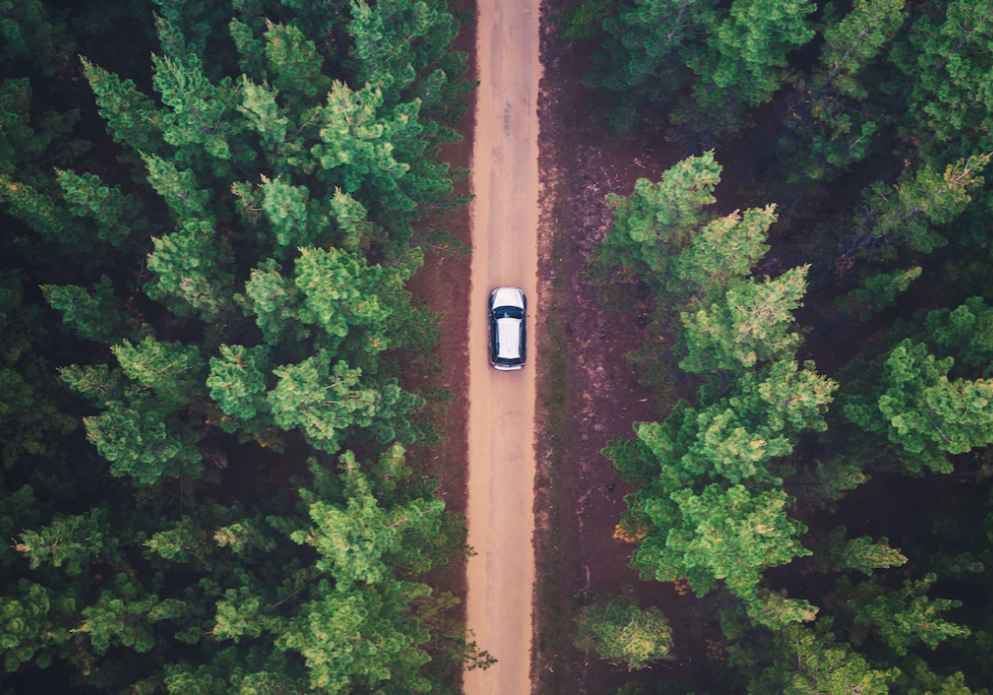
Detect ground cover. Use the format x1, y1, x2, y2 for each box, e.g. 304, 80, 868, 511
533, 15, 716, 692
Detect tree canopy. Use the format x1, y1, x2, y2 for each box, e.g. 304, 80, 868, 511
0, 0, 479, 691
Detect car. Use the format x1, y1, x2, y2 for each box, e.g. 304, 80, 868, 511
488, 287, 527, 370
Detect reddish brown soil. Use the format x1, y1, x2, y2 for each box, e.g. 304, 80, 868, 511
532, 15, 717, 695
401, 0, 476, 687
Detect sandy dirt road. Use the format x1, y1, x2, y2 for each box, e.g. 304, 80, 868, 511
463, 0, 541, 693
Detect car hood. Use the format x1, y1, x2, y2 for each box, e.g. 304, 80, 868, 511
491, 287, 525, 310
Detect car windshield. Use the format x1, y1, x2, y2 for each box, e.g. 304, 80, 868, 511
492, 306, 525, 319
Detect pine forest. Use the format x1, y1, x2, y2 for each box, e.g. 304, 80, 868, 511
4, 0, 993, 694
1, 0, 480, 692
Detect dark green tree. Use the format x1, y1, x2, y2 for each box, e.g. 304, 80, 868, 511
743, 623, 897, 695
42, 275, 127, 342
582, 0, 719, 129
291, 448, 447, 587
837, 574, 969, 654
629, 482, 814, 628
779, 0, 908, 181
893, 0, 993, 160
677, 0, 816, 136
16, 507, 121, 576
823, 526, 908, 576
840, 339, 993, 475
836, 266, 922, 322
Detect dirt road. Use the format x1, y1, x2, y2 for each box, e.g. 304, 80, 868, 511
463, 0, 541, 692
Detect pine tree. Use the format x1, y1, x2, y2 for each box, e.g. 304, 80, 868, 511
151, 16, 245, 168
311, 81, 418, 197
893, 0, 993, 160
629, 483, 811, 616
141, 152, 213, 223
674, 0, 816, 137
111, 336, 205, 409
55, 169, 146, 247
277, 578, 433, 695
0, 272, 77, 468
291, 450, 446, 587
584, 0, 719, 120
743, 588, 819, 631
42, 276, 127, 342
747, 623, 897, 695
0, 174, 90, 250
902, 661, 987, 695
258, 175, 313, 248
923, 297, 993, 373
597, 152, 720, 283
679, 266, 810, 374
824, 526, 908, 575
206, 344, 273, 437
0, 78, 83, 187
266, 351, 416, 455
779, 0, 907, 181
81, 56, 165, 155
838, 574, 969, 654
235, 74, 295, 169
0, 0, 74, 74
295, 245, 401, 358
146, 219, 236, 320
840, 339, 993, 475
574, 596, 673, 670
348, 0, 469, 121
16, 507, 121, 576
83, 397, 203, 484
79, 574, 183, 656
209, 587, 267, 643
836, 266, 921, 321
0, 579, 75, 672
628, 359, 835, 488
854, 154, 989, 256
261, 20, 332, 103
670, 205, 776, 303
596, 155, 784, 315
329, 188, 376, 252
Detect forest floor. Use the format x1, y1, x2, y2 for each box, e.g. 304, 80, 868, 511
531, 19, 715, 693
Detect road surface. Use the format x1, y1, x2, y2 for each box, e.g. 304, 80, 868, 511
463, 0, 541, 692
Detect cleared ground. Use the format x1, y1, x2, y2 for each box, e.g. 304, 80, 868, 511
463, 0, 541, 693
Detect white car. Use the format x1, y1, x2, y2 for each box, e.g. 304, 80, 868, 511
488, 287, 527, 370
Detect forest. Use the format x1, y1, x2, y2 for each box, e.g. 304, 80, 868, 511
549, 0, 993, 692
5, 0, 993, 693
0, 0, 482, 692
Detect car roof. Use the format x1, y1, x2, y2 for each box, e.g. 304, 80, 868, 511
495, 317, 522, 359
491, 286, 525, 310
